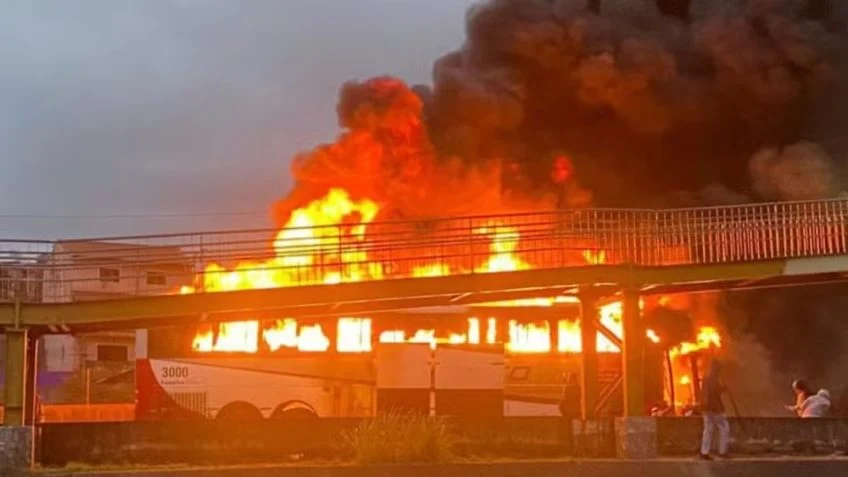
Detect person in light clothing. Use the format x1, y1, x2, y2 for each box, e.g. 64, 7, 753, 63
699, 359, 730, 460
799, 389, 831, 418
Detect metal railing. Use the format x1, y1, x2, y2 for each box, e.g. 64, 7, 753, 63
2, 198, 847, 303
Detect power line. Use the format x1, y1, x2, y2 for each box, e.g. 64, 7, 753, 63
0, 211, 267, 220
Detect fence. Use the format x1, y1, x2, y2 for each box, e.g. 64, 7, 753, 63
2, 199, 847, 303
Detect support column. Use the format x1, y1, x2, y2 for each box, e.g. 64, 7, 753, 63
4, 328, 29, 426
621, 288, 644, 417
615, 287, 656, 459
24, 333, 39, 425
548, 318, 558, 355
579, 292, 598, 420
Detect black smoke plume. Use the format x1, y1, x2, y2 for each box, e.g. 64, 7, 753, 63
422, 0, 843, 207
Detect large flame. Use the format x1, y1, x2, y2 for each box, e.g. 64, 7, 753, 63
191, 309, 722, 355
184, 187, 721, 356
669, 326, 722, 357
668, 326, 723, 408
181, 188, 381, 294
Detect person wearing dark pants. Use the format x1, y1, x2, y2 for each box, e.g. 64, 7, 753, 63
699, 359, 730, 460
559, 372, 581, 456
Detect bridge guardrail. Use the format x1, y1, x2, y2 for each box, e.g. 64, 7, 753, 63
1, 199, 846, 303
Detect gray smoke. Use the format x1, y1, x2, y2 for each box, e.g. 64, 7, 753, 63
750, 141, 839, 200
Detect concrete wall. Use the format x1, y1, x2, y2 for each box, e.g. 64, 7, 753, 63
0, 404, 135, 423
20, 459, 848, 477
31, 417, 848, 468
657, 417, 848, 455
0, 426, 31, 472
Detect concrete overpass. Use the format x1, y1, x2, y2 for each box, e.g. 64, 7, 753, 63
2, 198, 848, 426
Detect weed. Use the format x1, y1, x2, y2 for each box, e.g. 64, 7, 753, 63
344, 412, 454, 464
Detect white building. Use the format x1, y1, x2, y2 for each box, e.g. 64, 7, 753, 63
41, 241, 193, 374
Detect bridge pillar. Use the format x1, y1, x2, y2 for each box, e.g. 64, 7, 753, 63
548, 318, 558, 354
579, 291, 599, 419
3, 328, 29, 426
621, 288, 644, 417
614, 288, 656, 459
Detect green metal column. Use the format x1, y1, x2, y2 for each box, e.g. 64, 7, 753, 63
621, 288, 645, 417
24, 332, 39, 425
579, 291, 598, 420
3, 328, 29, 426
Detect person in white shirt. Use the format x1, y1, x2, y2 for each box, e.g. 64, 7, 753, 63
799, 389, 831, 418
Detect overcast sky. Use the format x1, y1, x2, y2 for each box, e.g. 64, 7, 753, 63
0, 0, 474, 239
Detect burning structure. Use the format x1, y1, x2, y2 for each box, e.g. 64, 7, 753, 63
162, 0, 846, 417
160, 185, 723, 419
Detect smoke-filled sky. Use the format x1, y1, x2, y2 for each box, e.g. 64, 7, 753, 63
0, 0, 475, 239
2, 0, 846, 240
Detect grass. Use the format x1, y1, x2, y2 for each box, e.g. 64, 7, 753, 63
343, 412, 455, 464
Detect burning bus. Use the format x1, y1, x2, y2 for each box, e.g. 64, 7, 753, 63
135, 301, 719, 420
136, 306, 660, 420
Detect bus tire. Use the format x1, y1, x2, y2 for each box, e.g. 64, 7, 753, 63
215, 401, 263, 421
270, 402, 318, 419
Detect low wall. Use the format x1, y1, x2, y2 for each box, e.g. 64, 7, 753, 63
657, 418, 848, 455
0, 404, 135, 423
29, 417, 848, 468
37, 417, 616, 467
19, 459, 848, 477
0, 426, 31, 471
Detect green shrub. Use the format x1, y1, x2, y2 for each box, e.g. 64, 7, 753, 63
344, 412, 454, 464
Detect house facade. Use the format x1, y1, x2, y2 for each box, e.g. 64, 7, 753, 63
3, 241, 193, 403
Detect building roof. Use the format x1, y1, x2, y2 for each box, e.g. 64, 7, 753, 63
53, 240, 190, 268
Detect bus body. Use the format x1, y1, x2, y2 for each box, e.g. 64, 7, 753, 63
136, 313, 664, 420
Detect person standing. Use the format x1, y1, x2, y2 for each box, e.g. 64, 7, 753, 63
699, 359, 730, 460
558, 372, 581, 455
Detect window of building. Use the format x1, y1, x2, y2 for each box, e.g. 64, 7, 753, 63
146, 272, 166, 286
99, 268, 120, 283
96, 344, 128, 362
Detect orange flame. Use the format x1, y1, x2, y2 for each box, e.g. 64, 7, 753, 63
183, 188, 721, 357
192, 321, 258, 353
670, 326, 722, 357
191, 314, 721, 356
181, 188, 381, 294
582, 249, 606, 265
647, 329, 661, 344
475, 225, 529, 273
507, 320, 551, 353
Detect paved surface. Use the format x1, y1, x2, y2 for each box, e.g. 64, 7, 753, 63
20, 458, 848, 477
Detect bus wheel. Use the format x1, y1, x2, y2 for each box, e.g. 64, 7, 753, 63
216, 402, 263, 421
270, 403, 318, 419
